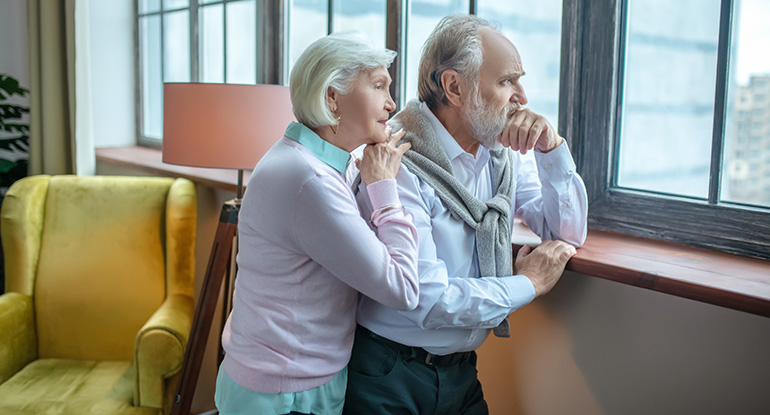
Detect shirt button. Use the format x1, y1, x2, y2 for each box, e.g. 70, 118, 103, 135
544, 163, 552, 170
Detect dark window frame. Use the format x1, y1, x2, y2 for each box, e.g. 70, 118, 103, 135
135, 0, 276, 147
562, 0, 770, 260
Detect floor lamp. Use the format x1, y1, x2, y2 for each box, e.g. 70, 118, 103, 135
162, 83, 295, 415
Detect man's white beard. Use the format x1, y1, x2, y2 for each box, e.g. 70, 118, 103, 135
465, 89, 519, 151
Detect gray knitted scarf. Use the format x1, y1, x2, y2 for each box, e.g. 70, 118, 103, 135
391, 101, 514, 337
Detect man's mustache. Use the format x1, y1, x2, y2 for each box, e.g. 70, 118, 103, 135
505, 103, 523, 119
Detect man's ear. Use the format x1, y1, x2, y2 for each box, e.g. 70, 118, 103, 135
326, 87, 338, 114
440, 69, 465, 108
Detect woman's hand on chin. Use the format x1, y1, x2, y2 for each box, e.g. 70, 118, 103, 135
357, 127, 409, 184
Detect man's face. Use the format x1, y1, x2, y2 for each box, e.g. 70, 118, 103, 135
465, 27, 528, 150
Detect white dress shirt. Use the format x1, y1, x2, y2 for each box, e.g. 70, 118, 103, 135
355, 102, 588, 355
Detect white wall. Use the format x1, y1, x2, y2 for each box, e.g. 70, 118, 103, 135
88, 0, 135, 147
478, 270, 770, 414
0, 0, 30, 129
0, 0, 135, 151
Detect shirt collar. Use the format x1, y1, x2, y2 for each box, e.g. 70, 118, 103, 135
420, 102, 490, 166
420, 102, 466, 161
284, 122, 351, 174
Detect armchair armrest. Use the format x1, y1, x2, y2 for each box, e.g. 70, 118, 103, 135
134, 293, 194, 409
0, 293, 37, 384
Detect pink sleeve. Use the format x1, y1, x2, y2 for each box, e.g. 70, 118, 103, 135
293, 176, 420, 311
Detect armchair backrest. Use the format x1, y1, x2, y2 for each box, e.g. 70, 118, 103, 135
1, 175, 196, 361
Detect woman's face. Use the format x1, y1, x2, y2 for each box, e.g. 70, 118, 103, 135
334, 66, 396, 150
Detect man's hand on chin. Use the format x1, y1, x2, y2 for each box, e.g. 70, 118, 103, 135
498, 107, 562, 154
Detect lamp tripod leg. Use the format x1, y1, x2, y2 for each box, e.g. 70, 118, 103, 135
171, 201, 239, 415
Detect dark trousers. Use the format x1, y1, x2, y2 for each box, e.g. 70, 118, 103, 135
343, 326, 488, 415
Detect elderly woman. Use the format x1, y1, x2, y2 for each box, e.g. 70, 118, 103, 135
215, 33, 417, 415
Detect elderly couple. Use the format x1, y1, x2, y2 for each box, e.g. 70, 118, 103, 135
215, 14, 587, 415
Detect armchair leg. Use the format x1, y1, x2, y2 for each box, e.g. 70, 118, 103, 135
171, 200, 239, 415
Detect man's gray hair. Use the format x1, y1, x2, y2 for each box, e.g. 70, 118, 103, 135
290, 32, 397, 129
417, 14, 497, 108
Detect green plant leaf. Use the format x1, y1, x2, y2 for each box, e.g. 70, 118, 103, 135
0, 74, 29, 98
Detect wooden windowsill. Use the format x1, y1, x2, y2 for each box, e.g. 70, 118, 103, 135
96, 146, 249, 194
96, 146, 770, 319
514, 231, 770, 318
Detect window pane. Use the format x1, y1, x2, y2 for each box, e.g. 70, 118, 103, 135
200, 4, 224, 83
141, 15, 162, 140
616, 0, 721, 198
404, 0, 469, 105
478, 0, 562, 126
226, 0, 256, 84
332, 0, 386, 48
139, 0, 161, 14
163, 10, 191, 82
163, 0, 189, 9
287, 0, 328, 79
722, 0, 770, 208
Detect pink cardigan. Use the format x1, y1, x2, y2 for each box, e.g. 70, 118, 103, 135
222, 135, 419, 393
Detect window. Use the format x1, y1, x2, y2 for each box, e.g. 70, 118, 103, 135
571, 0, 770, 259
285, 0, 387, 82
136, 0, 769, 258
136, 0, 272, 145
477, 1, 563, 124
137, 0, 563, 142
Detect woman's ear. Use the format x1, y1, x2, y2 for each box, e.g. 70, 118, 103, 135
326, 87, 338, 114
440, 69, 465, 108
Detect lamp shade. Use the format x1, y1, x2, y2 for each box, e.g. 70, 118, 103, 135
162, 83, 296, 170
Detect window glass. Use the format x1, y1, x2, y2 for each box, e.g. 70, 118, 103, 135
163, 10, 191, 82
332, 0, 386, 48
287, 0, 329, 80
403, 0, 469, 105
163, 0, 189, 9
226, 0, 257, 84
199, 3, 224, 83
478, 0, 562, 126
616, 0, 721, 198
139, 0, 161, 14
721, 0, 770, 208
141, 15, 162, 139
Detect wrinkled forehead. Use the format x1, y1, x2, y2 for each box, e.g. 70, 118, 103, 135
479, 27, 524, 79
358, 65, 392, 82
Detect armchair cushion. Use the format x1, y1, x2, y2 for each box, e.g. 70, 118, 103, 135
34, 176, 170, 360
0, 359, 160, 415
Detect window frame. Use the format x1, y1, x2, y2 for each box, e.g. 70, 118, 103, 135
135, 0, 280, 147
135, 1, 196, 148
565, 0, 770, 260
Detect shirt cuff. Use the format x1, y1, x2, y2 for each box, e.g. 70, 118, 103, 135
503, 274, 537, 309
366, 178, 400, 211
534, 138, 577, 181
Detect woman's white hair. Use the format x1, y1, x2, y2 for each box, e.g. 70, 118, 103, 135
418, 14, 497, 108
290, 32, 397, 129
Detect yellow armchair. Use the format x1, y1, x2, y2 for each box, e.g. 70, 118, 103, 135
0, 175, 196, 415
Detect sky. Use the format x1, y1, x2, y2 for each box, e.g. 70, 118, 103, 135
733, 0, 770, 84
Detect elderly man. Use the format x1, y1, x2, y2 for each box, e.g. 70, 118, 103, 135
346, 14, 588, 415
